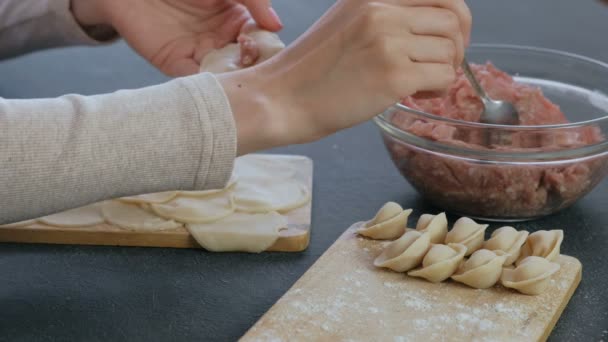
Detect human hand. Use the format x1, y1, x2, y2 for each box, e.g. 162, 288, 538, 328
218, 0, 472, 155
71, 0, 283, 76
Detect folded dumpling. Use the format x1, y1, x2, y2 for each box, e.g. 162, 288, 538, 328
415, 212, 448, 244
357, 202, 411, 240
374, 231, 432, 272
408, 243, 467, 283
517, 230, 564, 265
501, 256, 560, 295
445, 217, 488, 256
483, 226, 529, 266
451, 249, 509, 289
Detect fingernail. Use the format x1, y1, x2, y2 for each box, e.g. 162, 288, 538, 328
268, 7, 283, 29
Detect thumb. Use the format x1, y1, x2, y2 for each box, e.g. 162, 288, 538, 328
238, 0, 283, 31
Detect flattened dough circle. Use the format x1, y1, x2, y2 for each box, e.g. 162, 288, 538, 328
39, 203, 105, 227
119, 191, 179, 204
187, 211, 288, 252
150, 193, 235, 224
233, 180, 310, 213
102, 200, 181, 231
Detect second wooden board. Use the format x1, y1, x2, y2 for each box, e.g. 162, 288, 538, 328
241, 222, 582, 341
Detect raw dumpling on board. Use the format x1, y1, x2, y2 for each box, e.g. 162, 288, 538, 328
187, 212, 288, 252
38, 203, 105, 227
501, 256, 561, 295
374, 230, 432, 272
483, 226, 529, 266
357, 202, 411, 240
199, 29, 285, 74
451, 249, 509, 289
415, 212, 448, 244
408, 243, 467, 283
102, 200, 182, 231
445, 217, 488, 256
517, 230, 564, 265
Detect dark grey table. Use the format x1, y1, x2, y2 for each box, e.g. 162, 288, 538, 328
1, 1, 607, 341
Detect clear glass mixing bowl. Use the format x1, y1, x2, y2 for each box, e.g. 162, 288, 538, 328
374, 44, 608, 221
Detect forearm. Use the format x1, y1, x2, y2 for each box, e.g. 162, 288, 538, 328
0, 0, 117, 60
0, 74, 236, 224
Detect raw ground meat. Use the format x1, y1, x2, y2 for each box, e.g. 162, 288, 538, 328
387, 63, 607, 218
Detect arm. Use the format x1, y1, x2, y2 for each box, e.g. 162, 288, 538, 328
0, 0, 117, 60
0, 74, 236, 224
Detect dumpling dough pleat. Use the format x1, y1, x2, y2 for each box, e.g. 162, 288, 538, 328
483, 226, 529, 266
102, 201, 181, 231
0, 219, 37, 228
357, 202, 411, 240
374, 231, 432, 272
445, 217, 488, 256
517, 230, 564, 265
415, 212, 448, 244
408, 243, 467, 283
501, 256, 560, 295
119, 191, 178, 204
451, 249, 509, 289
187, 212, 288, 253
39, 203, 105, 227
233, 181, 310, 213
151, 193, 235, 224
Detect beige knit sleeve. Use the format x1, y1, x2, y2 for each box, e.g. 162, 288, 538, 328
0, 73, 237, 224
0, 0, 118, 60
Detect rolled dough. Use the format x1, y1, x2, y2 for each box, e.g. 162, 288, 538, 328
39, 203, 105, 227
150, 193, 235, 224
119, 191, 178, 204
187, 212, 288, 252
233, 180, 310, 213
102, 200, 181, 231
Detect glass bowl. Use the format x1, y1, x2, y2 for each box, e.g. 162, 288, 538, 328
374, 44, 608, 222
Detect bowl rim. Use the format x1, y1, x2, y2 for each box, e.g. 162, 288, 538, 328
381, 43, 608, 130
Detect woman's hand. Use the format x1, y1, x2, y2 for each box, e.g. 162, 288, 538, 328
218, 0, 472, 155
71, 0, 283, 76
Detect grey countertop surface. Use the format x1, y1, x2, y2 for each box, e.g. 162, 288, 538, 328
1, 0, 607, 341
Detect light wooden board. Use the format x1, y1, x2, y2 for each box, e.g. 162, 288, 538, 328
0, 154, 313, 252
241, 222, 582, 341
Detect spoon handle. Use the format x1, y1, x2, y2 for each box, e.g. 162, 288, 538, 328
461, 58, 490, 101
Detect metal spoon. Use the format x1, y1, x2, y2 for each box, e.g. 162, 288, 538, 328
460, 58, 520, 125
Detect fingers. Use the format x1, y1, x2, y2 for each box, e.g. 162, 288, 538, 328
237, 0, 283, 32
403, 0, 472, 46
405, 7, 465, 66
407, 36, 457, 64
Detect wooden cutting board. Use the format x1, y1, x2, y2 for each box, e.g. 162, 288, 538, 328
0, 154, 313, 252
241, 222, 582, 341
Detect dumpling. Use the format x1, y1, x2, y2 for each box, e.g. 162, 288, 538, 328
407, 243, 467, 283
483, 226, 529, 266
501, 256, 560, 295
517, 230, 564, 265
445, 217, 488, 256
357, 202, 411, 240
374, 231, 432, 272
451, 249, 509, 289
415, 212, 448, 244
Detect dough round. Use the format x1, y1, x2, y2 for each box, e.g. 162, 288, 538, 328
234, 154, 297, 181
233, 180, 310, 213
187, 212, 288, 253
178, 176, 238, 197
102, 200, 181, 231
150, 193, 235, 224
119, 191, 178, 204
39, 203, 105, 227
